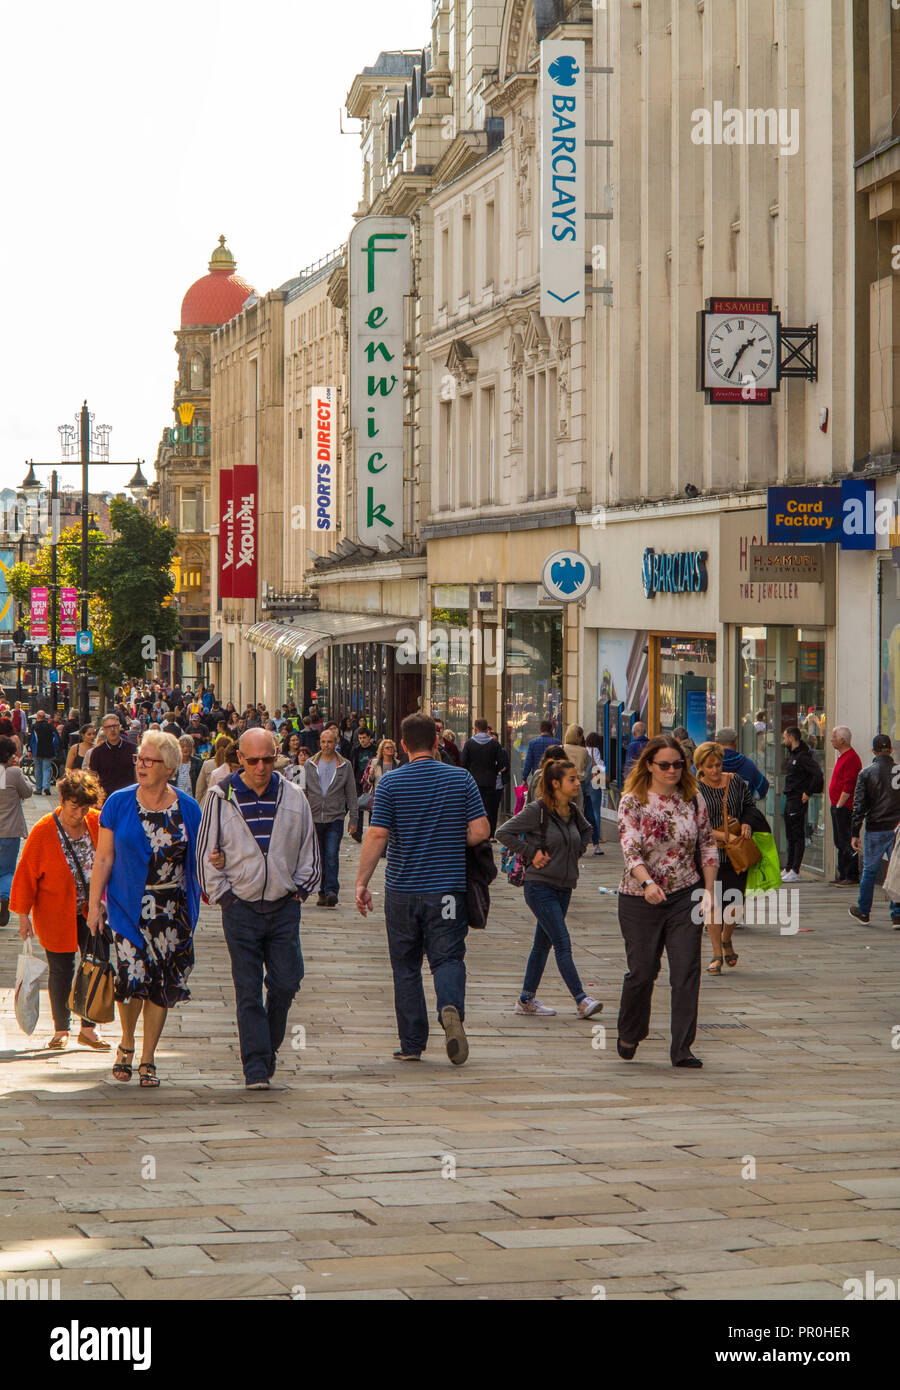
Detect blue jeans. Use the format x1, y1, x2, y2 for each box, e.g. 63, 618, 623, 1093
858, 828, 900, 919
221, 896, 304, 1083
585, 785, 605, 845
384, 889, 467, 1055
0, 837, 20, 899
34, 756, 53, 793
315, 818, 344, 896
522, 882, 585, 1002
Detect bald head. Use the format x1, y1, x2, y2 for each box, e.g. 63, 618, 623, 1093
239, 728, 277, 757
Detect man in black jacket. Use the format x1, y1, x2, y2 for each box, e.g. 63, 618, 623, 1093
461, 720, 506, 837
781, 726, 823, 880
849, 734, 900, 926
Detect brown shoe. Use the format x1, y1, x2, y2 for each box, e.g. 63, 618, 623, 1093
77, 1031, 111, 1051
48, 1033, 69, 1050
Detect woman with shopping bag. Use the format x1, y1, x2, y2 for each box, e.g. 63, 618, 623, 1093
11, 770, 109, 1050
694, 742, 759, 973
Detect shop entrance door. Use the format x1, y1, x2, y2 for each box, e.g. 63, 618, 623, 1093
738, 626, 826, 875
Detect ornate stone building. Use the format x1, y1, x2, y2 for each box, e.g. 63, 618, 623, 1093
154, 236, 254, 684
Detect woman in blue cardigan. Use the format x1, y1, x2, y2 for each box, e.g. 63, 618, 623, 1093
87, 730, 201, 1088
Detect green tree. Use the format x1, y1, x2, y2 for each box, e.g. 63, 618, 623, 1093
7, 500, 179, 688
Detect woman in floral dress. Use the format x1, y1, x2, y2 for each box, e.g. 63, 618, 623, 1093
616, 734, 719, 1069
88, 730, 202, 1088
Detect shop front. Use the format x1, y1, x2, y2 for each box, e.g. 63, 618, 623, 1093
720, 508, 836, 876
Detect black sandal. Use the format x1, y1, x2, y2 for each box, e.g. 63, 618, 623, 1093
112, 1046, 134, 1082
138, 1062, 160, 1088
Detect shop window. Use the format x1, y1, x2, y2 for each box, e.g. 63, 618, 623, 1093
656, 634, 717, 745
505, 610, 563, 786
738, 625, 826, 874
430, 606, 470, 737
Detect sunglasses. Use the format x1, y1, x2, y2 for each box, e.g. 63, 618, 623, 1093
243, 755, 276, 766
652, 759, 684, 771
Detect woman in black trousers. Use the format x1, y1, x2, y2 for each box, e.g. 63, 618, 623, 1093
616, 735, 718, 1068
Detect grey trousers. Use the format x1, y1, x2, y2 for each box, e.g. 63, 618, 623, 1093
617, 882, 704, 1064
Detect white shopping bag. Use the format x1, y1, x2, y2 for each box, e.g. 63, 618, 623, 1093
883, 825, 900, 902
14, 936, 47, 1036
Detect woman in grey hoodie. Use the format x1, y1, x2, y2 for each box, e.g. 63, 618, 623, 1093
497, 759, 603, 1020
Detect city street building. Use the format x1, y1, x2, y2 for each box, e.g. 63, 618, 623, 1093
154, 236, 255, 686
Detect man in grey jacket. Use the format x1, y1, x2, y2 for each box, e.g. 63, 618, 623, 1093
198, 729, 320, 1089
303, 727, 358, 907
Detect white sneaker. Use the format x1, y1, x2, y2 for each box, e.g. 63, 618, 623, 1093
577, 996, 604, 1019
514, 998, 557, 1016
782, 870, 801, 882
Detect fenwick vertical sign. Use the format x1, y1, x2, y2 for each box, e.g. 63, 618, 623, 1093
540, 39, 586, 318
349, 216, 412, 546
218, 469, 234, 600
231, 464, 258, 599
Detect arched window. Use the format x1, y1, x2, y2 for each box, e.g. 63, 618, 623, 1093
190, 353, 205, 391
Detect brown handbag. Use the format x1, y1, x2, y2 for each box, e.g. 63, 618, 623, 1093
68, 937, 116, 1024
713, 774, 761, 873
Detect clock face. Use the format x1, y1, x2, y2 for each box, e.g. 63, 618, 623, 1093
704, 313, 778, 390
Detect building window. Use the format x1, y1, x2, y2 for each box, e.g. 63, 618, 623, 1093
480, 386, 495, 506
461, 212, 472, 299
525, 367, 558, 500
484, 200, 496, 288
440, 226, 451, 310
459, 393, 473, 506
190, 354, 205, 391
439, 399, 453, 511
180, 488, 199, 532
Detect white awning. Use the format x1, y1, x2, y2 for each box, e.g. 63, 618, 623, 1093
244, 611, 418, 664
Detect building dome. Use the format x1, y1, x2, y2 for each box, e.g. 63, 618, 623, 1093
180, 236, 255, 327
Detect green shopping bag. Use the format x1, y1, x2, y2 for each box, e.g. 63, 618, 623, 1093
746, 832, 781, 896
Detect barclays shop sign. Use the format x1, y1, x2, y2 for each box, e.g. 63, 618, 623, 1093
642, 548, 708, 599
541, 550, 595, 603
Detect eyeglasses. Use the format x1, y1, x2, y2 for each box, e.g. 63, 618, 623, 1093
243, 755, 276, 766
133, 755, 164, 766
652, 759, 684, 771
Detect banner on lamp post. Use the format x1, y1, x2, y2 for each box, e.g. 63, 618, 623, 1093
60, 587, 77, 643
231, 464, 258, 600
219, 469, 234, 600
30, 587, 49, 642
539, 38, 586, 319
310, 387, 336, 532
349, 215, 412, 546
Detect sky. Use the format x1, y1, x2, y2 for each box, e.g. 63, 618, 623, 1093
0, 0, 430, 496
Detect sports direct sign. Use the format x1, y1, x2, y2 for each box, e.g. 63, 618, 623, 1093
540, 38, 586, 318
311, 387, 336, 531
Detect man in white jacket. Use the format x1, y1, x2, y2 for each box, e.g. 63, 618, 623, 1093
198, 729, 320, 1090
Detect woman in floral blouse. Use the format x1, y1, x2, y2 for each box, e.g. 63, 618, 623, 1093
616, 734, 718, 1068
87, 731, 201, 1088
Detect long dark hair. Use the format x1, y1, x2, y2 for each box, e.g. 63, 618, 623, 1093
537, 758, 577, 809
623, 734, 698, 803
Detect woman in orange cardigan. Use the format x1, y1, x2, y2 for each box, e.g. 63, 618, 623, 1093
11, 770, 110, 1051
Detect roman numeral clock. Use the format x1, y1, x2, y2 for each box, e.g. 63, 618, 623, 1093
698, 297, 817, 404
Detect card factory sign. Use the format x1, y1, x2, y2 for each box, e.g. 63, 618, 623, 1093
539, 39, 586, 319
310, 386, 336, 532
349, 216, 412, 546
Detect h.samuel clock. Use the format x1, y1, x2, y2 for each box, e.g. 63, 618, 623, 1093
698, 297, 817, 404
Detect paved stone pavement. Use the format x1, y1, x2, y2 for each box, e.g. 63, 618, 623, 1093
2, 793, 899, 1301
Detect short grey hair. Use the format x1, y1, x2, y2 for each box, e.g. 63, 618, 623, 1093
833, 725, 852, 745
715, 727, 738, 746
178, 735, 195, 753
140, 729, 181, 774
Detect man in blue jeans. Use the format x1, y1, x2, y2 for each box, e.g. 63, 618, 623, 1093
29, 711, 59, 796
198, 728, 321, 1089
355, 713, 489, 1064
849, 733, 900, 927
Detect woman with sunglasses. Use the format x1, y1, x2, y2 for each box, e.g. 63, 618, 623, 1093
87, 731, 202, 1088
616, 734, 718, 1068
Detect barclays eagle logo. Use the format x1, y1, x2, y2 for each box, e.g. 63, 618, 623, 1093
548, 55, 580, 87
550, 556, 586, 595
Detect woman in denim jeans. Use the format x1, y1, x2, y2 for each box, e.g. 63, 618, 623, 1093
497, 759, 603, 1019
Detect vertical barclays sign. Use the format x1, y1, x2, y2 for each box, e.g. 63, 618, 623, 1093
349, 217, 412, 546
540, 39, 585, 319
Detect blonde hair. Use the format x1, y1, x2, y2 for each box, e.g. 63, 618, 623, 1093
375, 738, 396, 763
140, 729, 181, 775
564, 724, 585, 746
693, 740, 725, 772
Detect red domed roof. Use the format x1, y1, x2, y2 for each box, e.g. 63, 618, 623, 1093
180, 236, 255, 327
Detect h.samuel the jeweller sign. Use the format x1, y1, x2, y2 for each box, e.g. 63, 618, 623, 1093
642, 548, 708, 599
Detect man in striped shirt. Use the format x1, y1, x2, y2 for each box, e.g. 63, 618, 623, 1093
198, 729, 320, 1090
355, 714, 490, 1065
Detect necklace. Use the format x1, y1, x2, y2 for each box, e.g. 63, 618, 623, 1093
137, 787, 176, 813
